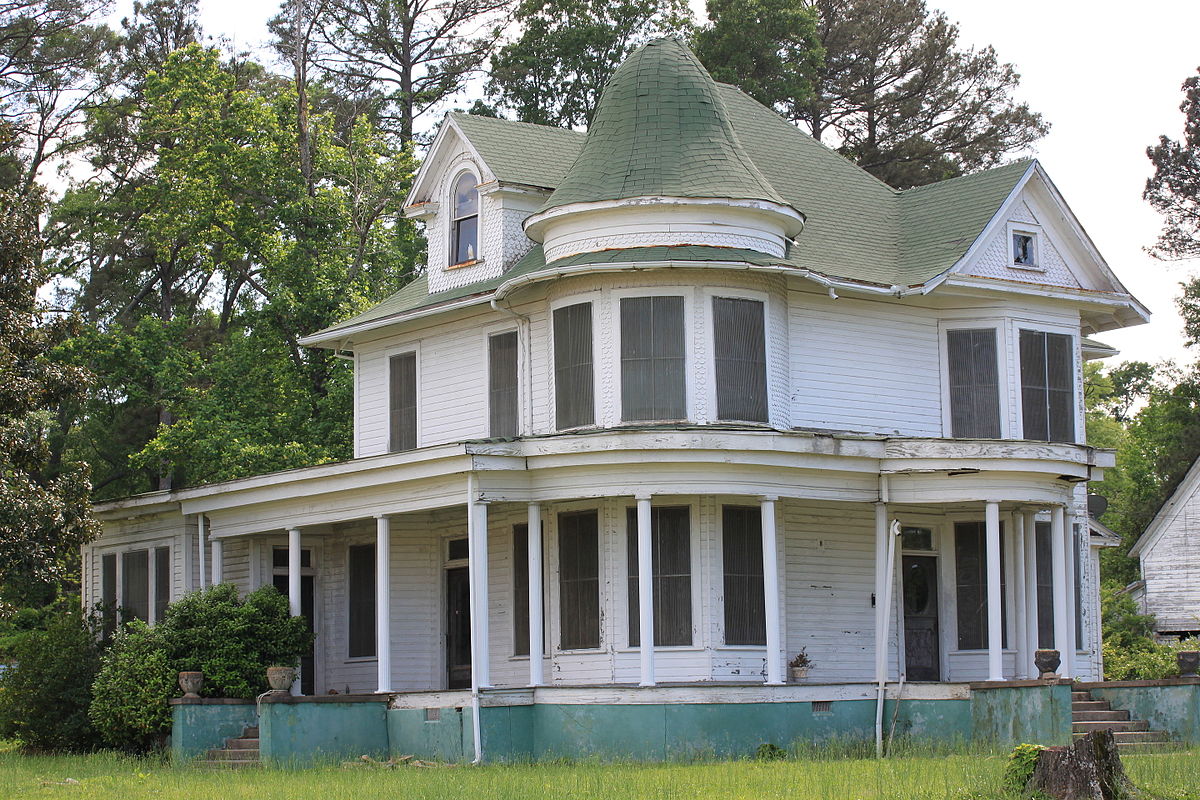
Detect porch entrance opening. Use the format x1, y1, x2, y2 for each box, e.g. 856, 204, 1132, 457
902, 555, 940, 681
446, 566, 471, 689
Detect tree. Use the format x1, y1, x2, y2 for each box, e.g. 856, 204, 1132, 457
793, 0, 1048, 188
694, 0, 823, 115
488, 0, 692, 128
0, 155, 99, 604
1145, 69, 1200, 261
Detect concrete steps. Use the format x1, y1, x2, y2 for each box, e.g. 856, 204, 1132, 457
195, 725, 261, 769
1070, 690, 1170, 751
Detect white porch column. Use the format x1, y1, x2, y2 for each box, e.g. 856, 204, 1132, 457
211, 536, 223, 585
1063, 510, 1077, 679
1023, 510, 1039, 670
1050, 505, 1069, 677
528, 503, 545, 687
197, 514, 207, 590
636, 495, 655, 687
1012, 512, 1028, 679
761, 497, 783, 686
376, 515, 392, 693
287, 527, 302, 696
468, 497, 491, 689
985, 501, 1003, 682
873, 502, 889, 686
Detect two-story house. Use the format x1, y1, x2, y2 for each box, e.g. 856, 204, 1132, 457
88, 39, 1148, 762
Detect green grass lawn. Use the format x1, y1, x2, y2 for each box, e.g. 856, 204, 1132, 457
2, 744, 1197, 800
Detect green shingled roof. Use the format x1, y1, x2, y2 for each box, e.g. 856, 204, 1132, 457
537, 38, 789, 213
450, 113, 584, 189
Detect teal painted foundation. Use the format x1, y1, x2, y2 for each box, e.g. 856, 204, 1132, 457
970, 683, 1073, 746
259, 697, 389, 766
388, 706, 473, 762
170, 699, 258, 761
1087, 682, 1200, 743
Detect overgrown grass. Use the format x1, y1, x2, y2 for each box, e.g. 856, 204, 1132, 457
1, 742, 1197, 800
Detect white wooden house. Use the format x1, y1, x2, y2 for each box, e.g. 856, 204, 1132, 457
1129, 458, 1200, 638
87, 39, 1150, 759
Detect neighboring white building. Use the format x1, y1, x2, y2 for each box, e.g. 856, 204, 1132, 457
87, 39, 1148, 708
1130, 459, 1200, 638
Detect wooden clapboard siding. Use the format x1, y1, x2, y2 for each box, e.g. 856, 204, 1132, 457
1141, 499, 1200, 633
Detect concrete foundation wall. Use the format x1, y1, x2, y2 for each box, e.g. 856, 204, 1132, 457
170, 699, 258, 761
258, 696, 389, 765
1084, 681, 1200, 744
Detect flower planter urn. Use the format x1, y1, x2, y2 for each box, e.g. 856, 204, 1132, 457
789, 666, 809, 682
1178, 650, 1200, 678
266, 665, 296, 692
178, 670, 204, 698
1034, 648, 1061, 679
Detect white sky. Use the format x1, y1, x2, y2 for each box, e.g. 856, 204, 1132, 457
107, 0, 1200, 367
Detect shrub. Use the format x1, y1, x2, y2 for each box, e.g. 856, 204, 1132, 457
0, 610, 103, 751
89, 621, 176, 751
158, 583, 311, 699
1004, 743, 1045, 793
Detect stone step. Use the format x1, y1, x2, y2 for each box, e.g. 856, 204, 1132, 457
196, 758, 262, 770
243, 726, 259, 738
1074, 729, 1168, 743
1072, 710, 1130, 722
225, 737, 260, 750
1071, 691, 1093, 701
206, 747, 262, 761
1072, 700, 1112, 712
1072, 719, 1148, 733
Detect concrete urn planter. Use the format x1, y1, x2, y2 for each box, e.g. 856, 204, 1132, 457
266, 665, 296, 692
177, 671, 204, 698
1177, 650, 1200, 678
1034, 648, 1061, 679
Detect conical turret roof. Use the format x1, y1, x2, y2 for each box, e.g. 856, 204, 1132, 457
535, 38, 791, 214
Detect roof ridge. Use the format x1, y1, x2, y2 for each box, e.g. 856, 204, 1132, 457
899, 158, 1035, 196
450, 111, 586, 137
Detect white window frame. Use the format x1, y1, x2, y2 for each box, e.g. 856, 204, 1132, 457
447, 167, 482, 269
547, 501, 607, 655
1006, 222, 1044, 272
943, 511, 1018, 658
548, 293, 601, 432
712, 498, 769, 651
99, 541, 173, 625
1009, 318, 1082, 445
344, 537, 378, 663
702, 287, 773, 426
610, 287, 695, 425
384, 342, 421, 451
938, 319, 1010, 440
616, 500, 702, 652
481, 321, 522, 439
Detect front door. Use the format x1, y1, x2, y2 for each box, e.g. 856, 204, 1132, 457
902, 555, 940, 681
446, 567, 471, 689
272, 573, 316, 694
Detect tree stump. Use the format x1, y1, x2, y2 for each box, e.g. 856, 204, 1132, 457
1027, 730, 1135, 800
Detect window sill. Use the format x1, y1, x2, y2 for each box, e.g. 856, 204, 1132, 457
1008, 263, 1045, 273
344, 657, 378, 664
615, 645, 703, 653
712, 644, 768, 651
555, 648, 608, 656
447, 258, 484, 271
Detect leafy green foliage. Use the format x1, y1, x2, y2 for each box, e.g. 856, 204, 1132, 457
1003, 743, 1045, 794
694, 0, 823, 114
0, 610, 104, 751
89, 621, 175, 751
1145, 69, 1200, 261
158, 583, 312, 699
1099, 582, 1199, 681
488, 0, 693, 128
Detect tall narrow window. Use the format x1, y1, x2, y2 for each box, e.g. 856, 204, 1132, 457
1035, 522, 1054, 649
101, 553, 117, 637
558, 511, 599, 649
154, 546, 170, 622
626, 506, 692, 647
513, 524, 529, 656
621, 296, 685, 420
713, 297, 767, 422
347, 543, 376, 658
954, 521, 1006, 650
489, 331, 519, 438
121, 550, 150, 623
1021, 330, 1075, 443
389, 352, 417, 452
553, 303, 594, 429
451, 172, 479, 265
722, 506, 766, 645
947, 329, 1001, 438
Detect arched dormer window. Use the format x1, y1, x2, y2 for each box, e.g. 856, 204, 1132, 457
451, 172, 479, 265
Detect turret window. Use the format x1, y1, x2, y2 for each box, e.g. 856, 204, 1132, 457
620, 296, 685, 421
713, 297, 768, 422
451, 172, 479, 265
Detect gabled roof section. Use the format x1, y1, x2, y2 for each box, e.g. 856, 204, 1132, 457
450, 112, 584, 190
1129, 454, 1200, 559
537, 38, 789, 213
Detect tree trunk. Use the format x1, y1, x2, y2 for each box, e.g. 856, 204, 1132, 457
1027, 730, 1135, 800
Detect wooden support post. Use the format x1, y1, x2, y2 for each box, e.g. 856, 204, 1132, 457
873, 501, 889, 687
636, 495, 655, 687
1051, 505, 1069, 677
1012, 512, 1028, 679
1063, 511, 1077, 679
1023, 510, 1039, 670
376, 515, 392, 693
288, 527, 302, 696
197, 514, 207, 590
211, 536, 223, 585
469, 497, 491, 689
761, 497, 783, 686
985, 501, 1003, 681
528, 503, 544, 687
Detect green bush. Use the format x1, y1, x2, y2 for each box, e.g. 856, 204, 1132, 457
158, 583, 311, 699
89, 621, 175, 751
1004, 743, 1045, 793
0, 610, 103, 751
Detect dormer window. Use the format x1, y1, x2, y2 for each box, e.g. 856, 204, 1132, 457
451, 172, 479, 266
